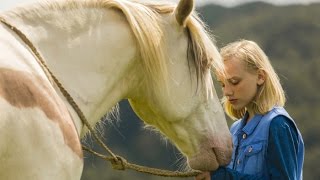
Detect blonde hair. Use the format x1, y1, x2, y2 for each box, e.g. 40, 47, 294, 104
220, 39, 286, 119
7, 0, 224, 96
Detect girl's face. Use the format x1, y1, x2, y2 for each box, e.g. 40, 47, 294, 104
219, 58, 265, 111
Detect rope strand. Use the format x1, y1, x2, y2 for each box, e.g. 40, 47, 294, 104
82, 146, 201, 177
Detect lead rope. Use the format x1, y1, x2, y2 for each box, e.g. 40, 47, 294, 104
0, 17, 201, 177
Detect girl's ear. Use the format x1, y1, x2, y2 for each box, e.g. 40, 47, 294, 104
257, 69, 266, 85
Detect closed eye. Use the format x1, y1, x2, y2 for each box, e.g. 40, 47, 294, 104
228, 79, 240, 86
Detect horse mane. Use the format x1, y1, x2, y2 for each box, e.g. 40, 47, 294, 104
6, 0, 224, 94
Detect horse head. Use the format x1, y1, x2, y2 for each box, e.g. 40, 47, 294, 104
128, 0, 232, 171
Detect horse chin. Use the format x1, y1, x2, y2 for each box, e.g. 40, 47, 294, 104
187, 151, 219, 171
187, 145, 232, 171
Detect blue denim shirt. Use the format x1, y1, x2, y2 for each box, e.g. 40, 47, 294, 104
211, 107, 304, 180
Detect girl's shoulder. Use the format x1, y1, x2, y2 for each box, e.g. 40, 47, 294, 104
269, 115, 299, 139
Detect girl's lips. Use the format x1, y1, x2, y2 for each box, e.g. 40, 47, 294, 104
229, 99, 238, 104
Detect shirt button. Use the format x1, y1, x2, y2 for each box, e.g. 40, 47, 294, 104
237, 159, 240, 164
242, 133, 247, 139
248, 147, 253, 153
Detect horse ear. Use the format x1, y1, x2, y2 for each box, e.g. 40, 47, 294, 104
174, 0, 194, 27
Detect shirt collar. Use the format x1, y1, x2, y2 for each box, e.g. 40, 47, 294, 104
237, 112, 263, 136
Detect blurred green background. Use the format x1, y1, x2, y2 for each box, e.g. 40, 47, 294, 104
81, 2, 320, 180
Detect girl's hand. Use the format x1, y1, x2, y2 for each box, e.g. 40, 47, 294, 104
195, 171, 211, 180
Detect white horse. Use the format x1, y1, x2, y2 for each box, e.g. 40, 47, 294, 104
0, 0, 232, 179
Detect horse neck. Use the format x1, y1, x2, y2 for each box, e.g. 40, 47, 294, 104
3, 5, 142, 136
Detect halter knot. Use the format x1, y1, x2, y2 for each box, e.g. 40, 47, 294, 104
111, 156, 127, 170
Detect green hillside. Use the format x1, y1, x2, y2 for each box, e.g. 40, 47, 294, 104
82, 2, 320, 180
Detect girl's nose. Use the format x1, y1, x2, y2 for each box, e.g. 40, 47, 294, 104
223, 84, 233, 96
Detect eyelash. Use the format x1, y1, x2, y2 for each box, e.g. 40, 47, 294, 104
220, 81, 239, 88
230, 81, 239, 85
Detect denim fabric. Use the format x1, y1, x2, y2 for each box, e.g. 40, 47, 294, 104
212, 107, 304, 180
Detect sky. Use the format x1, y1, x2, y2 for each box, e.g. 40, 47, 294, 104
1, 0, 320, 11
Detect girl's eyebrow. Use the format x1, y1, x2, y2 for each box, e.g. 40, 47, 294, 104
226, 77, 239, 81
217, 76, 240, 83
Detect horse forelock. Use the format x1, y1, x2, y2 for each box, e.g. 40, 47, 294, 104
185, 14, 225, 93
6, 0, 224, 96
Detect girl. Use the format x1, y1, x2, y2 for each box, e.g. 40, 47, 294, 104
196, 40, 304, 180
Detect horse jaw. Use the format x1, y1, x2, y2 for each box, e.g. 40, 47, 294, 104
184, 103, 233, 171
129, 87, 232, 171
166, 100, 232, 171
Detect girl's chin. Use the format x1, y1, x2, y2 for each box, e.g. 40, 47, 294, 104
231, 104, 245, 110
232, 106, 242, 110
